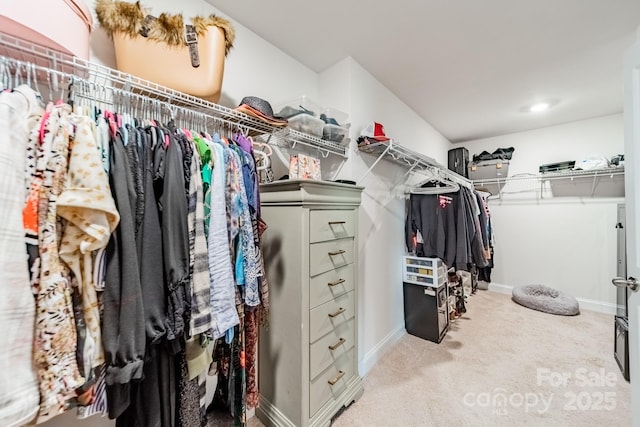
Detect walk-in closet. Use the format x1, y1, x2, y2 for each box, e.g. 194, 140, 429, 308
1, 1, 639, 427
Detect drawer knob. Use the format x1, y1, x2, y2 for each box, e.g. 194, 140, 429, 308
328, 370, 346, 386
328, 307, 346, 318
328, 337, 346, 351
328, 249, 346, 256
328, 278, 346, 287
328, 221, 346, 225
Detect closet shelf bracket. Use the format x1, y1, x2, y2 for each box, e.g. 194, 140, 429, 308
357, 139, 473, 190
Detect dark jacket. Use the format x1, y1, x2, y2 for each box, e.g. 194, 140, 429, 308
154, 131, 190, 351
460, 188, 485, 269
406, 193, 458, 268
104, 133, 146, 419
137, 126, 167, 343
476, 192, 490, 251
455, 189, 473, 270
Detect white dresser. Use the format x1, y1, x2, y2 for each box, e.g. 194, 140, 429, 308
257, 180, 364, 427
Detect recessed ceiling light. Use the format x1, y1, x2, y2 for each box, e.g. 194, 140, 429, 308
529, 102, 550, 113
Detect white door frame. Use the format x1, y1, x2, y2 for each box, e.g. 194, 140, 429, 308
623, 30, 640, 427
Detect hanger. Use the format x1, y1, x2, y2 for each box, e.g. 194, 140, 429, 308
13, 62, 22, 89
254, 148, 270, 171
411, 180, 460, 195
475, 187, 493, 197
251, 139, 273, 157
410, 169, 460, 195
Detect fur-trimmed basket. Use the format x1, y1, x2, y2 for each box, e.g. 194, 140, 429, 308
96, 0, 235, 103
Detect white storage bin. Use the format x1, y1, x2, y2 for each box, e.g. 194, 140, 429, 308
288, 114, 324, 137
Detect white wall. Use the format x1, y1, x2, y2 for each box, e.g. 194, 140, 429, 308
319, 57, 454, 376
488, 200, 619, 310
455, 114, 625, 312
463, 114, 624, 176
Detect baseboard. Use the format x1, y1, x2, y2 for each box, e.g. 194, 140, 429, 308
487, 282, 513, 295
256, 395, 296, 427
359, 326, 405, 377
487, 282, 617, 315
575, 297, 617, 316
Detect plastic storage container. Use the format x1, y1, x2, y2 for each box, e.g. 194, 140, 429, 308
288, 114, 324, 137
322, 123, 348, 144
403, 256, 446, 287
0, 0, 93, 59
319, 106, 349, 144
321, 107, 348, 127
276, 96, 322, 119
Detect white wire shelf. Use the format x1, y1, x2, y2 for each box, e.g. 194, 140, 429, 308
282, 129, 347, 158
0, 32, 347, 158
357, 140, 473, 189
472, 167, 625, 198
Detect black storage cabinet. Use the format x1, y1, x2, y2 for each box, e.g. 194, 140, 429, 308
448, 147, 469, 178
403, 282, 449, 343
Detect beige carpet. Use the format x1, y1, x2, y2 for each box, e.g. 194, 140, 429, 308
331, 290, 631, 427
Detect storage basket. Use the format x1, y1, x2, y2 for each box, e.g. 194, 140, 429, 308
0, 0, 93, 59
96, 0, 235, 103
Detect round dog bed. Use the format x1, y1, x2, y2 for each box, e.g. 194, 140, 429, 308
512, 285, 580, 316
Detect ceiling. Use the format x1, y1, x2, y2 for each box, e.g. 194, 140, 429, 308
210, 0, 640, 143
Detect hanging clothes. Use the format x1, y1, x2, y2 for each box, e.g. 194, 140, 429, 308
104, 131, 146, 420
208, 140, 240, 340
33, 104, 87, 422
187, 144, 212, 338
0, 73, 270, 427
405, 192, 458, 268
157, 131, 191, 349
58, 113, 120, 375
137, 125, 168, 343
477, 191, 495, 282
0, 86, 42, 427
405, 186, 494, 272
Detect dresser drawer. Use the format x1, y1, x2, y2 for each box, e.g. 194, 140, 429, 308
310, 318, 355, 381
309, 238, 354, 277
309, 349, 355, 417
309, 291, 355, 344
310, 263, 354, 309
309, 209, 356, 243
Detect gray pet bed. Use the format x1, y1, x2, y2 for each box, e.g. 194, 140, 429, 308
512, 284, 580, 316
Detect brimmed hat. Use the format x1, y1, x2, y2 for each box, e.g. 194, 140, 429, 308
236, 96, 288, 127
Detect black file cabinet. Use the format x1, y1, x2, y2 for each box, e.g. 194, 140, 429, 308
403, 282, 449, 343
